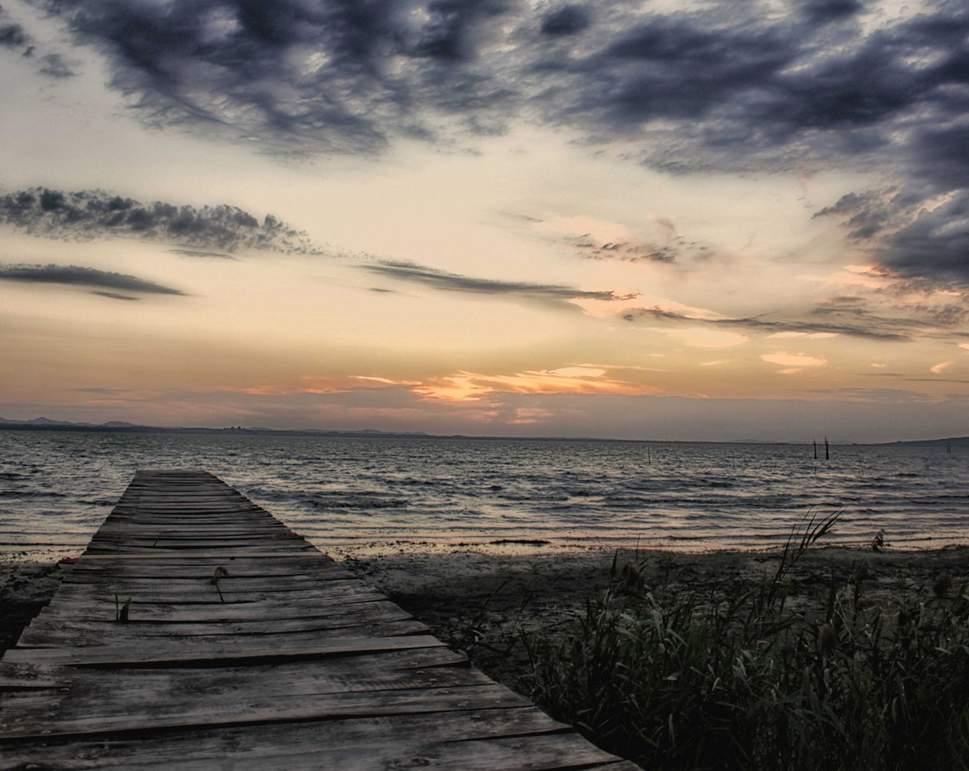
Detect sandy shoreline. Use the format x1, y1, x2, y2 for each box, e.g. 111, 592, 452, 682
5, 544, 965, 691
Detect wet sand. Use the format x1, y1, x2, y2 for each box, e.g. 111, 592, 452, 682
3, 546, 967, 690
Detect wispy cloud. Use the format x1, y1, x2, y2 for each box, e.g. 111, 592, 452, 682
0, 187, 321, 255
362, 260, 635, 310
0, 263, 185, 298
414, 368, 657, 402
168, 248, 237, 260
623, 305, 910, 342
0, 5, 75, 77
930, 361, 952, 375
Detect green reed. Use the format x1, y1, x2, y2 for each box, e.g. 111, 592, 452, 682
523, 514, 969, 771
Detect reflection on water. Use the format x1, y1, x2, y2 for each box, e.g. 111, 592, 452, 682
1, 430, 967, 559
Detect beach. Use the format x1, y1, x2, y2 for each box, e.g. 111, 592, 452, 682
5, 543, 967, 686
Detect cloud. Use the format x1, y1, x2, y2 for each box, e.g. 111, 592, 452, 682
880, 191, 969, 283
362, 259, 634, 309
37, 53, 76, 78
0, 263, 185, 298
0, 6, 76, 77
540, 5, 592, 37
0, 22, 27, 49
623, 305, 910, 341
21, 0, 969, 290
21, 0, 959, 165
575, 234, 714, 266
767, 331, 839, 339
762, 352, 828, 375
0, 187, 321, 255
168, 248, 237, 260
930, 361, 952, 374
91, 291, 139, 301
799, 0, 863, 23
414, 367, 657, 402
813, 189, 900, 241
34, 0, 519, 155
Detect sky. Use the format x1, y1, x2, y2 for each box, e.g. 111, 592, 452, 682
1, 0, 968, 442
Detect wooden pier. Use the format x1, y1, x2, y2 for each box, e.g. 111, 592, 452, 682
0, 471, 635, 769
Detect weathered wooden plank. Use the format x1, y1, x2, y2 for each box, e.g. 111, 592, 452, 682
46, 581, 386, 607
3, 649, 486, 720
0, 662, 64, 691
0, 682, 529, 740
3, 632, 445, 667
63, 563, 348, 580
0, 707, 570, 768
19, 618, 429, 647
32, 595, 389, 623
62, 574, 353, 591
20, 601, 415, 639
119, 731, 622, 770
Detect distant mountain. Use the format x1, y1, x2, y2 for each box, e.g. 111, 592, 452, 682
0, 417, 429, 437
0, 417, 139, 430
27, 417, 88, 427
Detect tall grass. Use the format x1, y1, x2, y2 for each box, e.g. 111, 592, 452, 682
523, 514, 969, 770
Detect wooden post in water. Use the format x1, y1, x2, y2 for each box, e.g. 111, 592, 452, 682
813, 440, 818, 460
825, 436, 830, 461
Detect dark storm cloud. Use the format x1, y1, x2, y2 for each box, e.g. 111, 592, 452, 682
23, 0, 967, 166
623, 305, 917, 342
363, 259, 634, 305
814, 183, 969, 283
0, 263, 185, 297
540, 5, 591, 36
799, 0, 863, 23
31, 0, 519, 154
878, 192, 969, 283
813, 190, 901, 241
0, 22, 27, 48
0, 187, 321, 254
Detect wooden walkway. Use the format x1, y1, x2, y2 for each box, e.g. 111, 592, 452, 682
0, 470, 636, 769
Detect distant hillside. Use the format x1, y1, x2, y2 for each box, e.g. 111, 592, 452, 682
0, 417, 428, 438
0, 417, 148, 430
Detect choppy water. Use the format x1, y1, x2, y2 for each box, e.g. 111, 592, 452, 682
1, 430, 968, 560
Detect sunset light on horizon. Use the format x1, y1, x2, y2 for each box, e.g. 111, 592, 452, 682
2, 0, 969, 441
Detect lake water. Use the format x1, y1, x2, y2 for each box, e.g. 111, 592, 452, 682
1, 430, 967, 560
